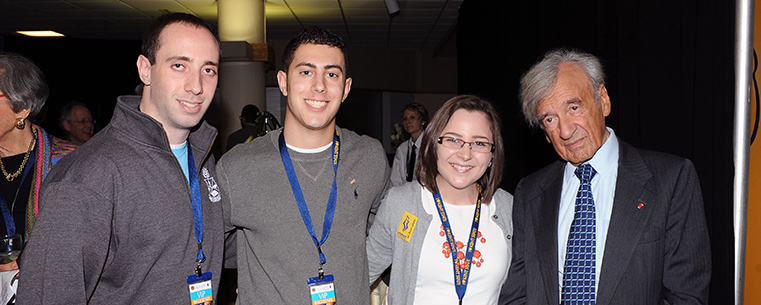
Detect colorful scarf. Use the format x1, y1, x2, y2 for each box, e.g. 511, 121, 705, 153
25, 125, 77, 239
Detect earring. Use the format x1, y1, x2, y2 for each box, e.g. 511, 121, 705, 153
15, 118, 25, 130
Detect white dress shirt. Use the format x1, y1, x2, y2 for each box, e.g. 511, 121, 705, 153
390, 136, 423, 187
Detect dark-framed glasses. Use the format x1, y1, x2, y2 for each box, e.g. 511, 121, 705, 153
437, 136, 494, 153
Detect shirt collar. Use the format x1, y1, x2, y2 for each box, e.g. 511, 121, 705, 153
564, 127, 619, 181
413, 134, 423, 148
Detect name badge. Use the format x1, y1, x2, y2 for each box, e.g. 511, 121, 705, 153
187, 272, 213, 305
307, 274, 336, 305
396, 211, 418, 242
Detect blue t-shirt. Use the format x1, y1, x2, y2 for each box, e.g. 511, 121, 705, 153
171, 142, 190, 183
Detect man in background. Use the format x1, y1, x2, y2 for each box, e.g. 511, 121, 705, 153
59, 101, 94, 145
226, 104, 259, 152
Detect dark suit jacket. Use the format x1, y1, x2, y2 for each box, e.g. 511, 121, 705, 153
500, 140, 710, 305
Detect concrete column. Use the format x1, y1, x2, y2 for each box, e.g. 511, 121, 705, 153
215, 0, 267, 153
219, 0, 265, 43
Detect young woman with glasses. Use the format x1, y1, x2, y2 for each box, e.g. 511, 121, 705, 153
367, 95, 513, 305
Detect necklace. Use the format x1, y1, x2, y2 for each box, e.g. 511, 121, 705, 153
0, 133, 35, 181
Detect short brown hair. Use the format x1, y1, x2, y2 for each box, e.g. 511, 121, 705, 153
415, 95, 504, 202
142, 13, 220, 64
281, 27, 348, 76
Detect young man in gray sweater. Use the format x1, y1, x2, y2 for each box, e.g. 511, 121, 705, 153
18, 13, 225, 304
218, 27, 390, 305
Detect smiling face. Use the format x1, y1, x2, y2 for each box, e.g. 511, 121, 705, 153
435, 109, 493, 195
63, 105, 94, 144
136, 22, 219, 145
278, 43, 352, 135
536, 62, 610, 166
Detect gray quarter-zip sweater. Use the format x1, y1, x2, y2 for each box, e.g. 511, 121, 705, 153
18, 95, 225, 305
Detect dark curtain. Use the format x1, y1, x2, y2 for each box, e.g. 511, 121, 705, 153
457, 0, 734, 303
3, 35, 141, 139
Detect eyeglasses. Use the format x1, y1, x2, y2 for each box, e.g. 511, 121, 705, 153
69, 119, 95, 125
0, 94, 5, 98
437, 136, 494, 153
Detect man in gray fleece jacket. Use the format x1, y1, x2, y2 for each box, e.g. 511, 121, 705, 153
218, 27, 390, 304
18, 13, 224, 304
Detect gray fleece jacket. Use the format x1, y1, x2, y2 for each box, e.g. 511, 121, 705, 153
17, 96, 225, 305
367, 182, 513, 304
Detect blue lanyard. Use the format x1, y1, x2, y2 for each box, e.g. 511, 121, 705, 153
186, 142, 206, 277
432, 186, 482, 304
0, 150, 35, 238
278, 131, 339, 279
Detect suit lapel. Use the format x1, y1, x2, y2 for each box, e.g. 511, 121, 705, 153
530, 162, 565, 305
596, 141, 656, 305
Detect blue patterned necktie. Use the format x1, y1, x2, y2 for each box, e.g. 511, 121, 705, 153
562, 163, 597, 304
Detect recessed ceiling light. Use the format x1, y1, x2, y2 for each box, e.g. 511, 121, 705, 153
16, 30, 65, 37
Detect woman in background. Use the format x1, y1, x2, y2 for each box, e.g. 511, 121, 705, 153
0, 52, 77, 273
368, 95, 512, 304
390, 103, 429, 187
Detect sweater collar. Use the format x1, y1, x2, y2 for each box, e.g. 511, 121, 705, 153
112, 95, 217, 154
